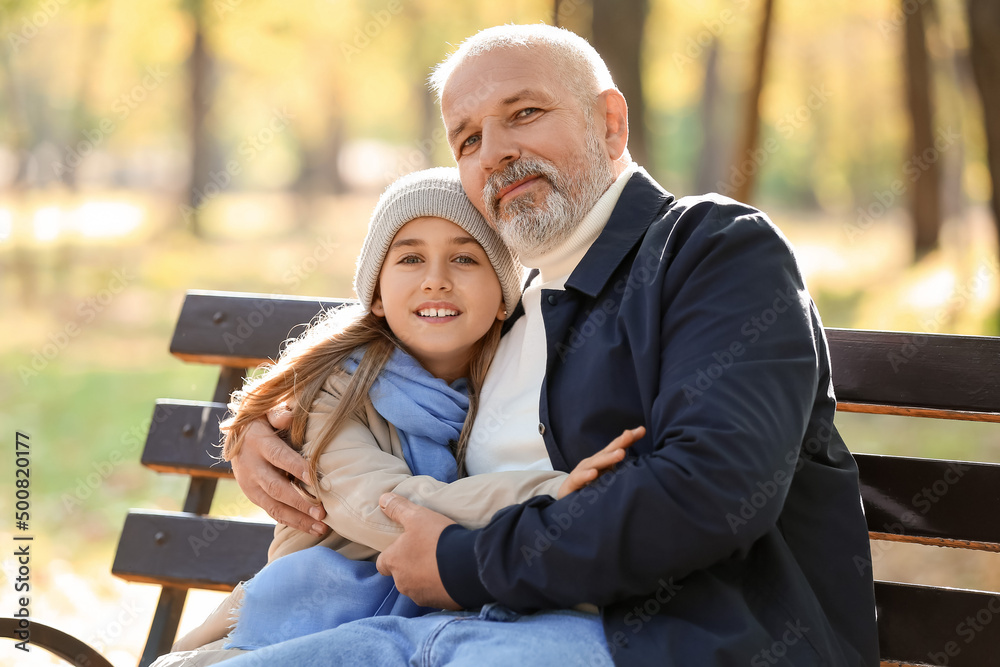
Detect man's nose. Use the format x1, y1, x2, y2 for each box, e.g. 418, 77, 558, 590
478, 121, 519, 173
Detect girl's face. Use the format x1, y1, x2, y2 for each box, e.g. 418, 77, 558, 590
372, 216, 505, 382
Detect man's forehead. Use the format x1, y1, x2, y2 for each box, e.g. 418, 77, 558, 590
441, 50, 561, 121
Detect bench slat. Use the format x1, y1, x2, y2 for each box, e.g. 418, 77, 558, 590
827, 328, 1000, 418
143, 400, 232, 477
857, 453, 1000, 552
169, 294, 1000, 419
112, 511, 272, 591
169, 291, 346, 367
876, 581, 1000, 666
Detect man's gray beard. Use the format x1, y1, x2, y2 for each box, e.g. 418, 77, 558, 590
483, 130, 614, 259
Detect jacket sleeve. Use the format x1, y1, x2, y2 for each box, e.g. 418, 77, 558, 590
438, 200, 825, 610
305, 379, 567, 554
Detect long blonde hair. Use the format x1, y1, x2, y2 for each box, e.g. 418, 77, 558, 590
220, 303, 502, 491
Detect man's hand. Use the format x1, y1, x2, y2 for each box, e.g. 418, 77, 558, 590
229, 411, 329, 537
376, 493, 462, 610
558, 426, 645, 498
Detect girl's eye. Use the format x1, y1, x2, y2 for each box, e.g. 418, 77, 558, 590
454, 255, 477, 264
400, 255, 422, 264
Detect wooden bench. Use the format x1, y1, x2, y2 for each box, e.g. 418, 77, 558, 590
4, 289, 1000, 666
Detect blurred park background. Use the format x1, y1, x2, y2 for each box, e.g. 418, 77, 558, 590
2, 0, 1000, 664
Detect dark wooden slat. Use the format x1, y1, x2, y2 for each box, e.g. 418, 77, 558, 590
827, 328, 1000, 416
170, 290, 348, 367
142, 400, 232, 477
857, 453, 1000, 550
112, 511, 272, 591
875, 581, 1000, 666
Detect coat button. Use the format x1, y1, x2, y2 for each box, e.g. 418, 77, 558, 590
538, 423, 546, 435
547, 294, 557, 305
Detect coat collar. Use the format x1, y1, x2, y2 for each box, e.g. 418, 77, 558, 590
564, 168, 675, 298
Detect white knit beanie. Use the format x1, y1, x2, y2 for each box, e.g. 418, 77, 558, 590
353, 167, 522, 316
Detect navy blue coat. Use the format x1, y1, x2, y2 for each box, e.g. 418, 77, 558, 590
437, 170, 879, 666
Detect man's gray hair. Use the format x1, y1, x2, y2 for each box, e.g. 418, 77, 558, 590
428, 23, 618, 111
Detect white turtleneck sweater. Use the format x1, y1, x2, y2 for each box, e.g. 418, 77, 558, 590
465, 162, 639, 475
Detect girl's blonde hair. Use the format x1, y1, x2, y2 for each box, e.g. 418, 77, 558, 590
220, 303, 502, 493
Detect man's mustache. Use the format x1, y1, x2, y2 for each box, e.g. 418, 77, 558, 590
483, 158, 557, 216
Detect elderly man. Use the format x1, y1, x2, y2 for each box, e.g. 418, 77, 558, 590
226, 24, 878, 667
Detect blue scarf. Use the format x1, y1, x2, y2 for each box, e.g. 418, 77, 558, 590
225, 347, 468, 650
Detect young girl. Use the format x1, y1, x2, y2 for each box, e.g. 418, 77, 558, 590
156, 168, 640, 664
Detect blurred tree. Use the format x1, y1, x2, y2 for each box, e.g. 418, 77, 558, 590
730, 0, 775, 204
590, 0, 651, 169
184, 0, 214, 238
694, 36, 723, 195
965, 0, 1000, 256
904, 0, 941, 259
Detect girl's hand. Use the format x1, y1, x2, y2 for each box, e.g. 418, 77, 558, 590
557, 426, 646, 499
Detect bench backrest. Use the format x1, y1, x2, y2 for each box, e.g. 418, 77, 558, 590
113, 290, 1000, 667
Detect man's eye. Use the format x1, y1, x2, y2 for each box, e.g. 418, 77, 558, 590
461, 135, 481, 151
516, 108, 540, 118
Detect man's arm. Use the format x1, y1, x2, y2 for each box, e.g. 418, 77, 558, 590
434, 202, 825, 610
229, 412, 329, 537
285, 376, 643, 553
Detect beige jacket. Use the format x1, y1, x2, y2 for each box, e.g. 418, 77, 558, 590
165, 368, 566, 659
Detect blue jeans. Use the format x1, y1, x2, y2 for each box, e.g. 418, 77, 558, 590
222, 603, 613, 667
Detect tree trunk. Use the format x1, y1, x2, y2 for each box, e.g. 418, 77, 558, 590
904, 0, 941, 260
591, 0, 651, 169
730, 0, 775, 204
965, 0, 1000, 259
695, 38, 723, 194
186, 0, 212, 237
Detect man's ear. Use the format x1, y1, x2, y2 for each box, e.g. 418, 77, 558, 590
598, 89, 629, 161
372, 298, 385, 317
